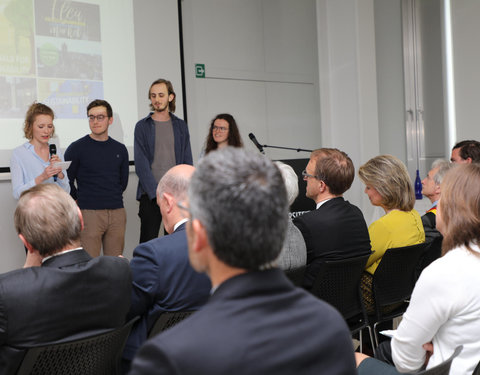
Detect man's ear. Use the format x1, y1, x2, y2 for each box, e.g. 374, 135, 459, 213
163, 193, 175, 213
191, 219, 208, 253
19, 234, 34, 253
318, 179, 327, 194
77, 207, 84, 231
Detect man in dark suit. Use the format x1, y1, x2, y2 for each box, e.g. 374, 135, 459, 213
293, 148, 371, 289
122, 164, 211, 369
0, 183, 131, 374
129, 147, 357, 375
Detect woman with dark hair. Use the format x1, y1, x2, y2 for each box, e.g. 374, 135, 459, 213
10, 102, 69, 199
356, 163, 480, 375
358, 155, 424, 312
203, 113, 243, 155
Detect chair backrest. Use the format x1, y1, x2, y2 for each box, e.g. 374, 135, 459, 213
148, 311, 194, 339
310, 254, 370, 320
416, 236, 443, 280
417, 345, 462, 375
284, 265, 306, 287
15, 317, 138, 375
373, 242, 426, 310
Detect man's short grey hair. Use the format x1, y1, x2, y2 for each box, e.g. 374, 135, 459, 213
274, 161, 299, 206
157, 168, 190, 203
431, 159, 454, 186
14, 184, 82, 257
189, 147, 289, 271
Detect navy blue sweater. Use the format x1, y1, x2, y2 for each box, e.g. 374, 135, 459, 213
65, 135, 129, 209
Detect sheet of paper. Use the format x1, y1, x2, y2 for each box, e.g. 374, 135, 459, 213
53, 161, 72, 170
380, 329, 396, 338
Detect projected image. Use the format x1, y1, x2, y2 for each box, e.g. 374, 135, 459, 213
0, 0, 103, 117
35, 0, 101, 41
38, 78, 103, 119
0, 0, 36, 76
36, 36, 103, 80
0, 76, 36, 118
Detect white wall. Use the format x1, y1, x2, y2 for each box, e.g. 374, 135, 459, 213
316, 0, 381, 224
451, 0, 480, 142
182, 0, 321, 161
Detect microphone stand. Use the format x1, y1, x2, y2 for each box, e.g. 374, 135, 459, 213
261, 144, 313, 153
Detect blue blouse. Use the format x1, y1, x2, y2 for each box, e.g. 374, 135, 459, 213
10, 142, 70, 199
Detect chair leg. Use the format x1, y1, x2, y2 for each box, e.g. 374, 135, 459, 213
359, 330, 363, 353
367, 325, 376, 357
373, 321, 380, 348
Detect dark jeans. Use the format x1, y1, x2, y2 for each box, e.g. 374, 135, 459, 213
138, 194, 162, 243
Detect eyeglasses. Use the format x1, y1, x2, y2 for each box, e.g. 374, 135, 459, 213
177, 201, 193, 219
88, 114, 107, 122
212, 125, 228, 132
302, 170, 318, 180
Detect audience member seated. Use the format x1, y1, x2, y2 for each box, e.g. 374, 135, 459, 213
356, 163, 480, 375
421, 159, 453, 243
293, 148, 371, 289
358, 155, 425, 313
0, 184, 131, 374
201, 113, 243, 157
273, 161, 306, 271
122, 165, 211, 370
129, 147, 357, 375
450, 139, 480, 163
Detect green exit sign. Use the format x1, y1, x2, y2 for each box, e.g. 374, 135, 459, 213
195, 64, 205, 78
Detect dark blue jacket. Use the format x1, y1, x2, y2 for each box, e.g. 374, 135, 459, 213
129, 268, 356, 375
123, 223, 211, 361
134, 113, 193, 200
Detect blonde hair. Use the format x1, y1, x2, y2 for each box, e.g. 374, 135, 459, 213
358, 154, 414, 211
23, 102, 55, 140
439, 163, 480, 255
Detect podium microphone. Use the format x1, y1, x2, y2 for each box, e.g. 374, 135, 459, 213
248, 133, 265, 154
49, 144, 58, 182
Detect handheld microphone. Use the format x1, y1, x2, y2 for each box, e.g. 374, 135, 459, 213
248, 133, 265, 154
49, 144, 58, 182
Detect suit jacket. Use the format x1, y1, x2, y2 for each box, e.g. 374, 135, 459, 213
0, 249, 131, 374
124, 223, 211, 360
293, 197, 371, 288
421, 211, 442, 244
129, 269, 357, 375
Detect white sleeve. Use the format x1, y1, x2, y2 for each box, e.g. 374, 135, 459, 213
391, 262, 454, 373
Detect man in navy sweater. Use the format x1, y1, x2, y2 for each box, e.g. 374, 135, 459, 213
65, 99, 129, 257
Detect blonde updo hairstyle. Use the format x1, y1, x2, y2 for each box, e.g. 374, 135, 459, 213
358, 154, 415, 212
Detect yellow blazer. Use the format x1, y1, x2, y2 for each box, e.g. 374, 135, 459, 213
365, 209, 425, 274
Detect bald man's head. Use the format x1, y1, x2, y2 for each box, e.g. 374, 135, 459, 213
156, 164, 195, 234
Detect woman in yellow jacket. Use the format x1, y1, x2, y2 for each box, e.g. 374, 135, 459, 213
358, 154, 425, 313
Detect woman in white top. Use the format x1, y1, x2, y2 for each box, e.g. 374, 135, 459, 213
10, 102, 69, 199
356, 163, 480, 375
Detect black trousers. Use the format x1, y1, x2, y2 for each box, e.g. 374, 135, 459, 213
138, 194, 162, 243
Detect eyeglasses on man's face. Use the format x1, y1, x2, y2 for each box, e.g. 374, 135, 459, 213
88, 114, 108, 122
302, 169, 318, 180
176, 201, 193, 219
212, 125, 228, 133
